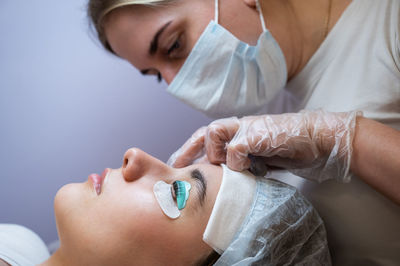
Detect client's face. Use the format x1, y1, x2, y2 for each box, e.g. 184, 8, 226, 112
54, 148, 222, 266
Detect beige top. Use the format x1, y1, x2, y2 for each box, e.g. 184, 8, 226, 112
276, 0, 400, 264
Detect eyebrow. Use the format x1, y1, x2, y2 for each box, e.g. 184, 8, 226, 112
149, 20, 172, 55
190, 169, 207, 206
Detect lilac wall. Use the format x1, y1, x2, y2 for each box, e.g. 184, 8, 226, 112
0, 0, 211, 244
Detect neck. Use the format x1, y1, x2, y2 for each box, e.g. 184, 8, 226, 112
40, 250, 68, 266
261, 0, 351, 80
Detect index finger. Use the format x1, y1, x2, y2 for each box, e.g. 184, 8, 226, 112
167, 127, 207, 168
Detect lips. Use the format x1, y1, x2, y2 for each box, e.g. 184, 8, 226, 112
89, 168, 109, 195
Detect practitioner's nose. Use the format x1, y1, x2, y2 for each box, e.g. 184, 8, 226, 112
122, 148, 169, 182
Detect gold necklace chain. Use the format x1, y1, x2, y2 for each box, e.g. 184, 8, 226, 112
323, 0, 333, 39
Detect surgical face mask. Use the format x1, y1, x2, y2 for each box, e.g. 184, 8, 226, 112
167, 0, 287, 118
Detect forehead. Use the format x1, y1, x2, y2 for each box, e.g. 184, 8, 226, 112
102, 0, 214, 70
105, 4, 173, 35
103, 5, 177, 64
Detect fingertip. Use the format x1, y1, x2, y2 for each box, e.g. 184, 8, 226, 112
192, 154, 210, 164
166, 155, 176, 167
227, 157, 251, 171
167, 151, 189, 168
171, 162, 184, 168
171, 156, 191, 168
226, 144, 251, 171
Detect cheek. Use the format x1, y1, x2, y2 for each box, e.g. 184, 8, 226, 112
137, 210, 212, 264
103, 188, 196, 258
99, 187, 164, 240
99, 190, 185, 261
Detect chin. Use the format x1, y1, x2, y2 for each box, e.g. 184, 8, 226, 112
54, 183, 86, 239
54, 183, 82, 213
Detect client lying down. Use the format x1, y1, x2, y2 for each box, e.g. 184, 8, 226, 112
0, 148, 331, 265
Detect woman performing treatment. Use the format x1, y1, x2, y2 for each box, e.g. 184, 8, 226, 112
0, 148, 330, 265
88, 0, 400, 264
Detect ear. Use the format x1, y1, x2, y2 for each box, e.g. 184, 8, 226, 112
243, 0, 257, 8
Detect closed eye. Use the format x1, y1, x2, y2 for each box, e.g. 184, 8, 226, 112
190, 169, 207, 206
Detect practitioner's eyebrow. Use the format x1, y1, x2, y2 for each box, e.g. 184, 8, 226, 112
149, 20, 172, 55
190, 169, 207, 206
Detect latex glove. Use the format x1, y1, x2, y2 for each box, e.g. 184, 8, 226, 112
168, 110, 362, 183
167, 126, 208, 167
167, 118, 238, 168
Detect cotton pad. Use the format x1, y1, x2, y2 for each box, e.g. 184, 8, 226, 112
203, 164, 256, 254
153, 181, 180, 219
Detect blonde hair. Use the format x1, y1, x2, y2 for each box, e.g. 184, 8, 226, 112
88, 0, 174, 53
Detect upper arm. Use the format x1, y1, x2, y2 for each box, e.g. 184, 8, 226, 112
0, 259, 10, 266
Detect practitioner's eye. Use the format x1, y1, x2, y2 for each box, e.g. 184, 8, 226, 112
166, 34, 185, 59
168, 39, 180, 55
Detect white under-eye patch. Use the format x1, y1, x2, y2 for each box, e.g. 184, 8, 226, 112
153, 181, 180, 219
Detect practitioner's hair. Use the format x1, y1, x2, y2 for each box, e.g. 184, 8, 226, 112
196, 250, 220, 266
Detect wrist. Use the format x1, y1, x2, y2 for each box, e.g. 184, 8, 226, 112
302, 110, 336, 155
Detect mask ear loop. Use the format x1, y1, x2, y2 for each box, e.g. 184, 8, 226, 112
256, 0, 267, 32
215, 0, 219, 24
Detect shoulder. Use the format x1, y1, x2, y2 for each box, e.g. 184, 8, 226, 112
0, 259, 9, 266
0, 224, 50, 266
393, 1, 400, 60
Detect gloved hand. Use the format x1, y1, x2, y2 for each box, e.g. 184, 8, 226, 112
168, 109, 362, 183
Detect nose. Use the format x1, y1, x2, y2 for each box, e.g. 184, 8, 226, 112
163, 70, 176, 85
122, 148, 169, 182
161, 61, 184, 85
